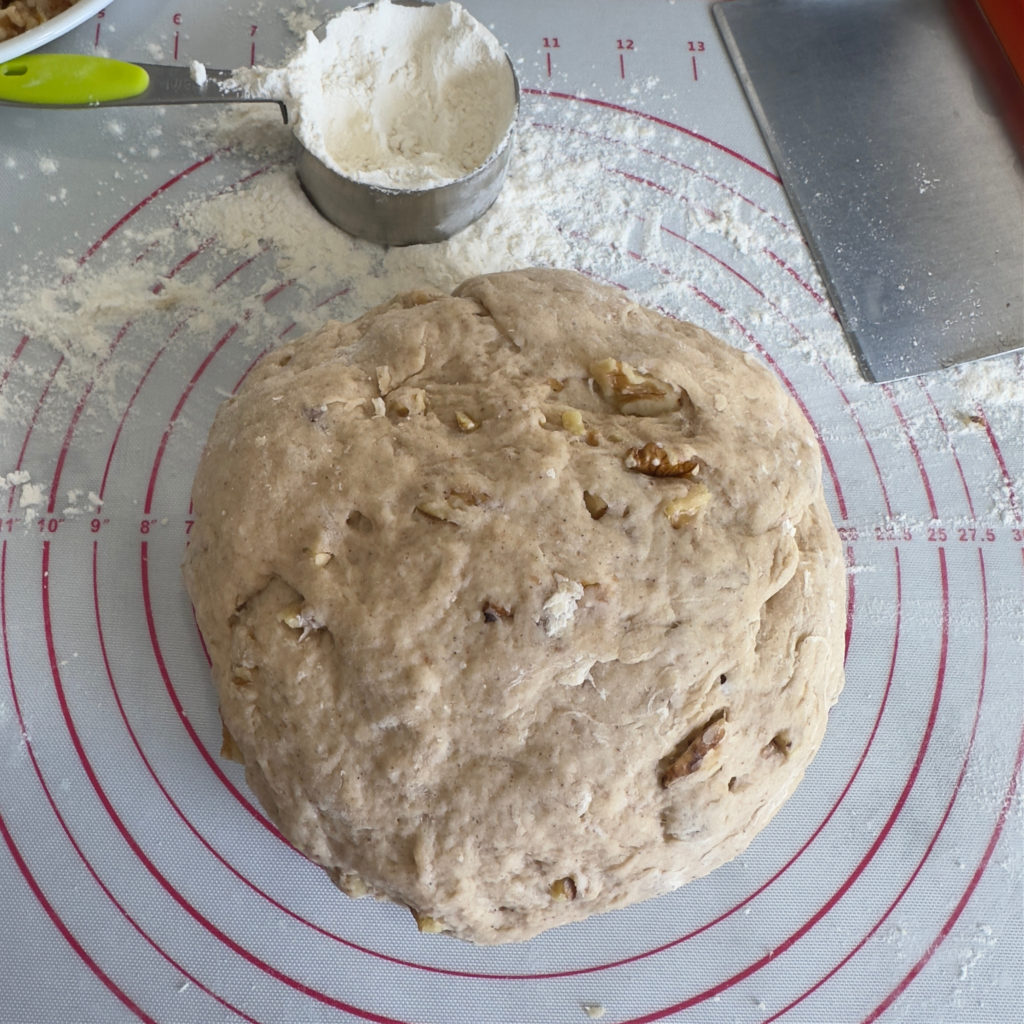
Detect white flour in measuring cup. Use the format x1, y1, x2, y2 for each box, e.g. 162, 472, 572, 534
228, 0, 516, 190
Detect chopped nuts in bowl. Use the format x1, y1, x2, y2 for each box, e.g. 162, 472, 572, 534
0, 1, 111, 62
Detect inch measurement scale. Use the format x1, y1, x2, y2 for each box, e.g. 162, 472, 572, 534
0, 3, 1021, 1023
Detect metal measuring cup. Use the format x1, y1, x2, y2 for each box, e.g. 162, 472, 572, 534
0, 9, 520, 246
293, 0, 520, 246
294, 58, 519, 247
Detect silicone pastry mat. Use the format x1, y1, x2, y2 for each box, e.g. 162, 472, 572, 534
0, 2, 1021, 1022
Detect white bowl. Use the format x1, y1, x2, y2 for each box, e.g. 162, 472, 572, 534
0, 0, 115, 64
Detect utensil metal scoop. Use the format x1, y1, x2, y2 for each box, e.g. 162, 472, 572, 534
0, 51, 519, 246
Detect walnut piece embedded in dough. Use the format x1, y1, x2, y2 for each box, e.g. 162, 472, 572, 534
183, 268, 846, 944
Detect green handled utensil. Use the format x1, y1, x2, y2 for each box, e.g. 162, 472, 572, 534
0, 53, 286, 120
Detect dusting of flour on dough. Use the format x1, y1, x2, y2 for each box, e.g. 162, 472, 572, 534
540, 576, 585, 638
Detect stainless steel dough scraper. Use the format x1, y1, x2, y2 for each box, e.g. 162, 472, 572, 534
713, 0, 1024, 382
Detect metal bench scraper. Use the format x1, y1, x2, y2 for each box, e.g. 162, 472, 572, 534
713, 0, 1024, 382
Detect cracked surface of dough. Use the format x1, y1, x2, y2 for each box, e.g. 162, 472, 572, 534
183, 268, 846, 944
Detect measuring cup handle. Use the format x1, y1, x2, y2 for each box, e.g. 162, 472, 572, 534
0, 54, 149, 104
0, 54, 287, 122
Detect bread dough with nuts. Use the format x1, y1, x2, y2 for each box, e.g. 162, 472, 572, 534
183, 268, 846, 944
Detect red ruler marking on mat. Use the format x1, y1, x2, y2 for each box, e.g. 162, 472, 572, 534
6, 355, 64, 515
864, 718, 1024, 1021
75, 153, 220, 271
621, 546, 946, 1022
1, 543, 159, 1024
766, 546, 990, 1021
42, 543, 409, 1024
976, 407, 1022, 524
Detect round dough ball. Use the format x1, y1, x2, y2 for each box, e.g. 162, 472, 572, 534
183, 268, 846, 944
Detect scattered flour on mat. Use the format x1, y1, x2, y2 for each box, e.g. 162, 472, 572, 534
2, 470, 31, 489
17, 481, 45, 510
0, 471, 46, 524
